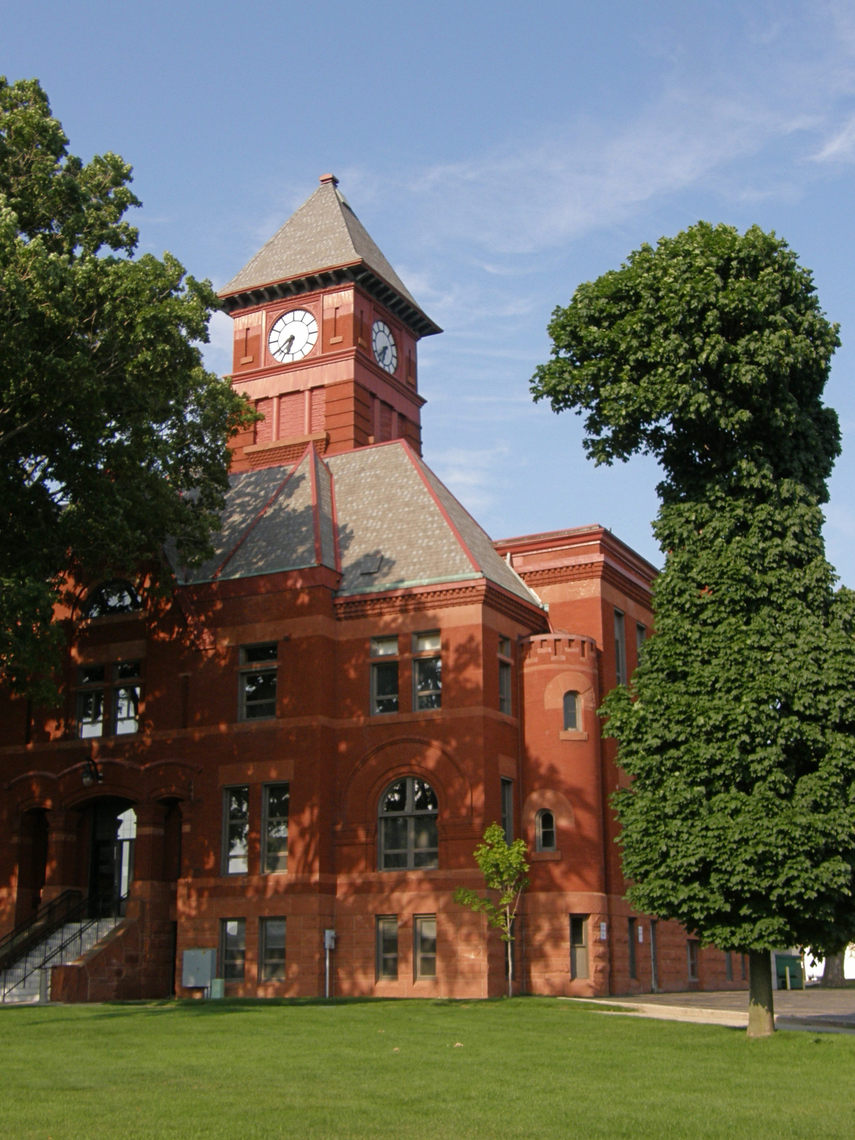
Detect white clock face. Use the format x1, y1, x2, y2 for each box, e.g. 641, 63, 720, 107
268, 309, 318, 363
372, 320, 398, 375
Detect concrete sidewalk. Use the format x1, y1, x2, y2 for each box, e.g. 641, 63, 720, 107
572, 987, 855, 1033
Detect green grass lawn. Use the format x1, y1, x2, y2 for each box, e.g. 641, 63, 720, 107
1, 997, 852, 1139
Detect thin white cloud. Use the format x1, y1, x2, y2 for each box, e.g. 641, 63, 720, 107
404, 89, 824, 258
812, 113, 855, 162
430, 445, 512, 518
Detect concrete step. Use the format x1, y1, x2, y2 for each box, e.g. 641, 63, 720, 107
1, 916, 122, 1004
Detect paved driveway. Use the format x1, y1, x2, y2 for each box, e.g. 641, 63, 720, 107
575, 988, 855, 1033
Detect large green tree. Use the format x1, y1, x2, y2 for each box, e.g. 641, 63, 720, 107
532, 221, 855, 1036
0, 78, 252, 699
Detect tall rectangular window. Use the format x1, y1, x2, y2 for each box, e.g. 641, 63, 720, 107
259, 917, 286, 981
501, 778, 514, 843
376, 915, 398, 980
414, 914, 437, 979
77, 662, 141, 738
262, 783, 289, 873
498, 635, 512, 715
614, 610, 627, 686
413, 631, 441, 710
628, 917, 637, 979
370, 636, 399, 715
239, 643, 278, 720
570, 914, 589, 979
687, 939, 700, 981
220, 918, 246, 981
223, 786, 249, 874
636, 622, 647, 659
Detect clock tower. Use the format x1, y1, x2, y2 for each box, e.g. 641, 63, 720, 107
220, 174, 440, 472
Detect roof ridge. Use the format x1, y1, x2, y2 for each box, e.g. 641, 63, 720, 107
210, 462, 303, 580
305, 442, 338, 570
401, 444, 482, 575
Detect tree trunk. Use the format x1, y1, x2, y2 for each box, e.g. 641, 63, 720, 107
506, 936, 513, 998
820, 949, 846, 987
747, 949, 775, 1037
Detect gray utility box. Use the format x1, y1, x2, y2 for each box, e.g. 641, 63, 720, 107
182, 948, 217, 989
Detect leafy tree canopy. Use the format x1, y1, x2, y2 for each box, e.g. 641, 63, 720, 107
0, 78, 253, 698
531, 222, 840, 504
609, 484, 855, 956
532, 221, 854, 1034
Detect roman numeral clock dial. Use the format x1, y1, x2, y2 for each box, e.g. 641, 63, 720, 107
268, 309, 318, 363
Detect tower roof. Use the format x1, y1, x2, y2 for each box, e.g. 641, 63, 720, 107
220, 174, 440, 338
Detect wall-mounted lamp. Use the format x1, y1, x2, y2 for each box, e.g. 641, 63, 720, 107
81, 758, 104, 787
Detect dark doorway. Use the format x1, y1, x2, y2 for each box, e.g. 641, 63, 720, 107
88, 800, 136, 917
15, 808, 48, 923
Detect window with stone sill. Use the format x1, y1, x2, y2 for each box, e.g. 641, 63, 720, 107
259, 917, 286, 981
414, 914, 437, 979
562, 690, 580, 732
535, 809, 556, 852
77, 661, 141, 738
239, 643, 278, 720
413, 631, 441, 710
614, 610, 627, 687
498, 635, 513, 715
376, 915, 398, 980
370, 636, 399, 715
220, 918, 246, 981
262, 783, 289, 873
222, 785, 249, 875
379, 777, 438, 870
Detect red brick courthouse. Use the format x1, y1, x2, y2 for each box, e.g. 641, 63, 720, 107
0, 176, 741, 1001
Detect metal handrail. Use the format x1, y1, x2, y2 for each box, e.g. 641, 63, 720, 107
0, 889, 84, 970
0, 896, 126, 1003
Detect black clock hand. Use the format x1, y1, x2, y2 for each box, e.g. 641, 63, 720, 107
282, 334, 295, 353
377, 346, 387, 363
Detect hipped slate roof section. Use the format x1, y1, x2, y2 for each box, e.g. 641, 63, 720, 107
179, 449, 337, 584
180, 441, 543, 611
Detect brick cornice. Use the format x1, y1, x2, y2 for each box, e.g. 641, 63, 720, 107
334, 579, 546, 625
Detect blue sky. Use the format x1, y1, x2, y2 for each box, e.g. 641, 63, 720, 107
6, 0, 855, 582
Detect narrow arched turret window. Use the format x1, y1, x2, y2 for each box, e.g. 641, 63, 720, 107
536, 809, 556, 852
563, 691, 579, 731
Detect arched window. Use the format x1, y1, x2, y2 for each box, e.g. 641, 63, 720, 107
379, 777, 438, 870
536, 809, 556, 852
85, 580, 141, 618
563, 691, 579, 731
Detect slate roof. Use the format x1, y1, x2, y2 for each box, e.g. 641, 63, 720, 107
219, 175, 440, 338
180, 442, 542, 611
